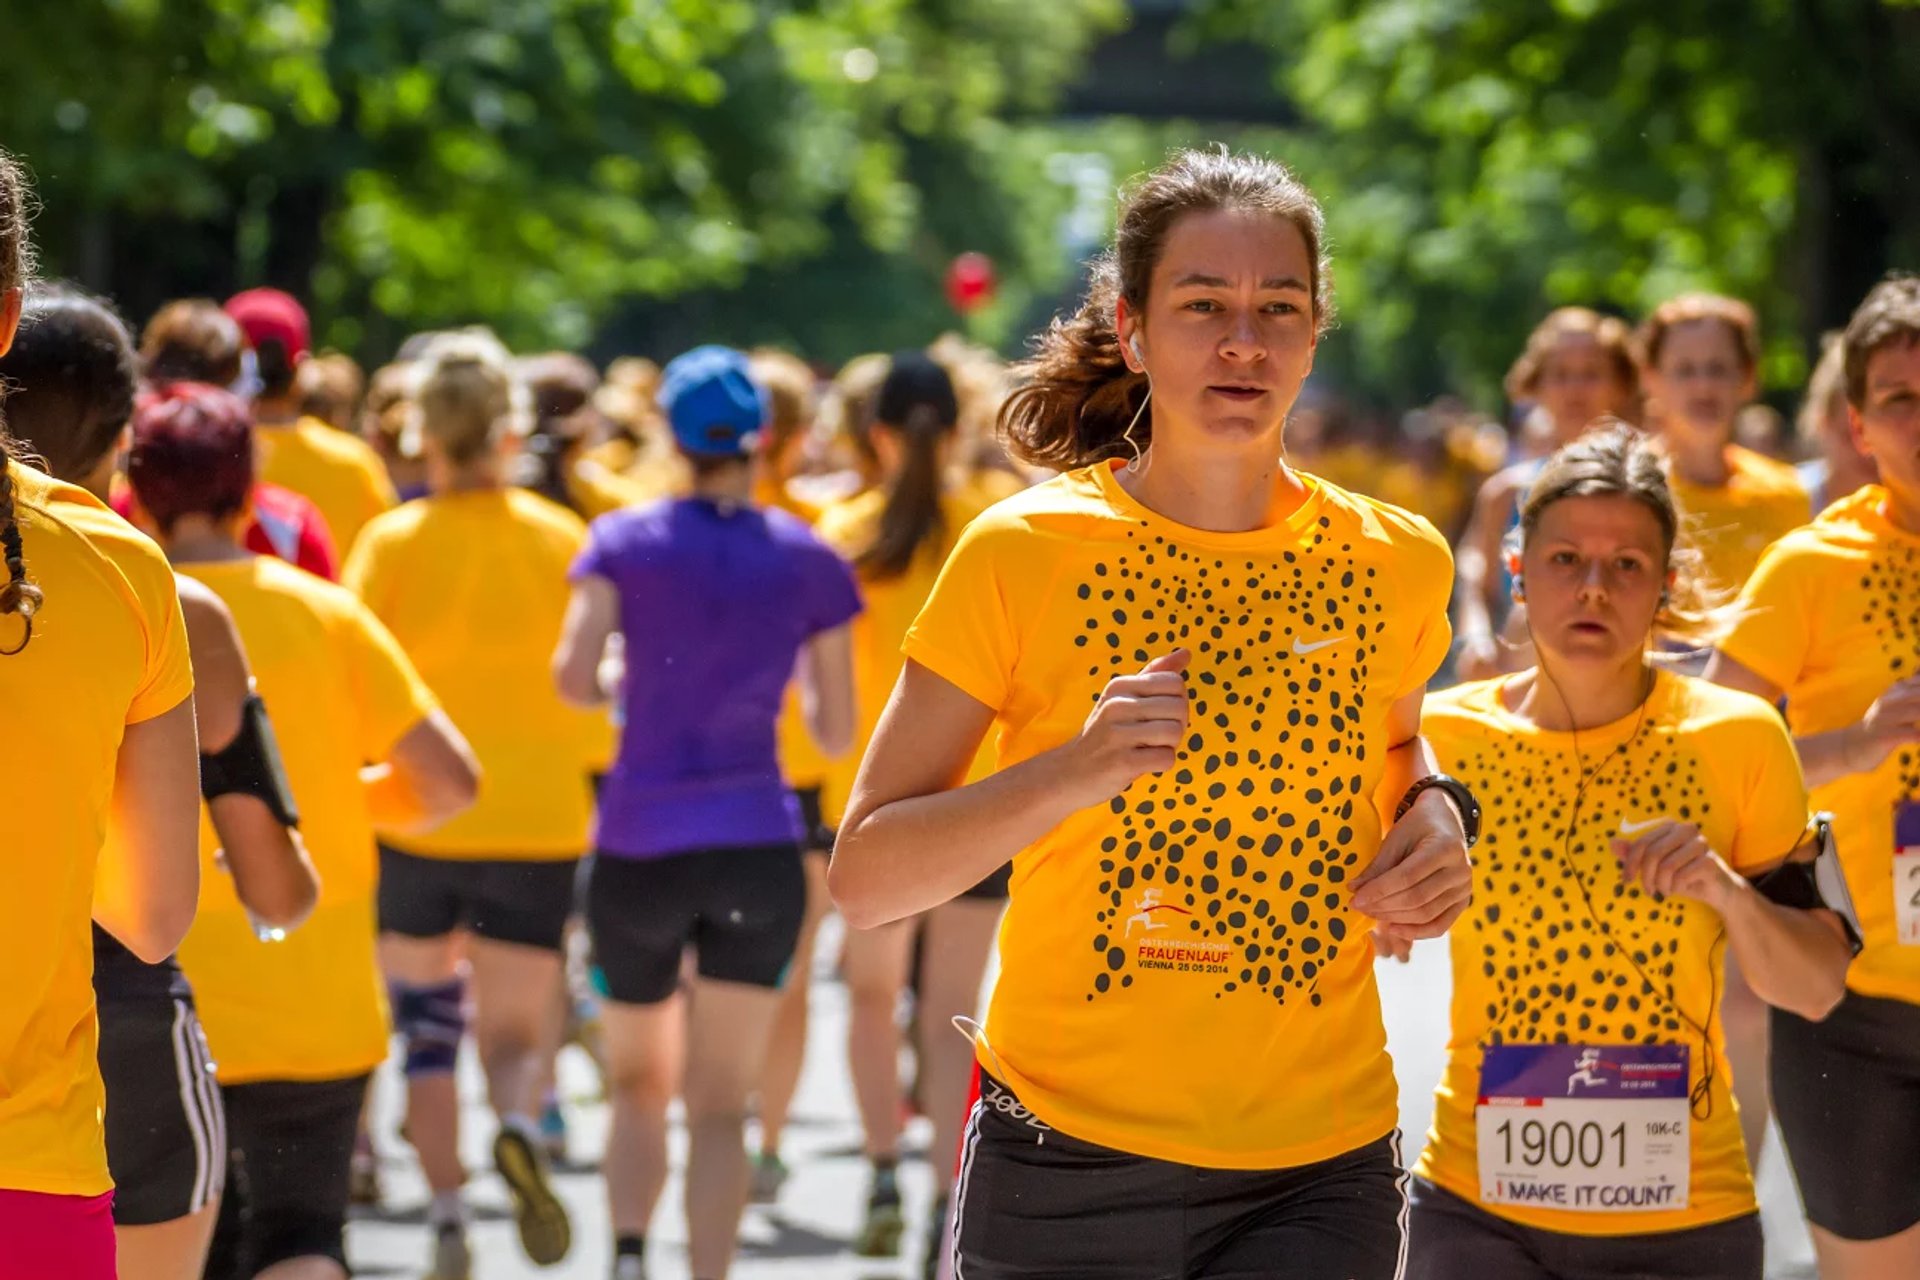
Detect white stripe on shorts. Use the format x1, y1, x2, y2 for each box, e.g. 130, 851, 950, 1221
949, 1097, 986, 1280
170, 999, 218, 1212
190, 1008, 227, 1204
1390, 1129, 1411, 1280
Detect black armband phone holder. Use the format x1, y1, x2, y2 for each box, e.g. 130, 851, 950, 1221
200, 693, 301, 829
1750, 813, 1862, 955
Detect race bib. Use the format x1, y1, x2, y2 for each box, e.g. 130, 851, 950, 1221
1475, 1043, 1690, 1213
1893, 802, 1920, 945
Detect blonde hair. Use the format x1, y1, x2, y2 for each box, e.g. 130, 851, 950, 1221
748, 348, 818, 459
296, 351, 365, 430
407, 330, 529, 465
1798, 332, 1847, 444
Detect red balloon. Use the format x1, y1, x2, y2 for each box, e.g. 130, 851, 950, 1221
945, 252, 997, 314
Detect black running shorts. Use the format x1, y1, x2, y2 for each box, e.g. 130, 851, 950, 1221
1772, 990, 1920, 1241
97, 994, 226, 1226
587, 844, 806, 1005
951, 1071, 1409, 1279
1405, 1178, 1762, 1280
378, 845, 580, 952
203, 1073, 369, 1280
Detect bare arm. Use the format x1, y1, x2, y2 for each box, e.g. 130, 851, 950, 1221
1354, 688, 1474, 956
798, 623, 855, 758
178, 578, 318, 929
363, 710, 481, 834
96, 699, 202, 963
1616, 821, 1851, 1020
554, 576, 619, 708
830, 651, 1191, 929
1455, 471, 1519, 682
1705, 651, 1920, 789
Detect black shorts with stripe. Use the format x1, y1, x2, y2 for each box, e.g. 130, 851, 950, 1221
950, 1071, 1409, 1279
97, 993, 226, 1226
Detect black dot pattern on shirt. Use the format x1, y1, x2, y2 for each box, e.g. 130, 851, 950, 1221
1081, 518, 1386, 1006
1861, 544, 1920, 799
1450, 722, 1711, 1046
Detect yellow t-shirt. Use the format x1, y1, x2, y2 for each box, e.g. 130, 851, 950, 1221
760, 477, 839, 793
817, 483, 1003, 805
254, 415, 399, 557
1668, 445, 1811, 598
343, 489, 609, 857
0, 465, 193, 1196
1719, 486, 1920, 1004
1415, 673, 1811, 1235
176, 555, 438, 1084
904, 461, 1453, 1167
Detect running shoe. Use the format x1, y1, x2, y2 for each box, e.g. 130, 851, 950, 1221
493, 1126, 572, 1266
539, 1098, 569, 1165
611, 1256, 646, 1280
748, 1151, 788, 1205
427, 1221, 473, 1280
854, 1168, 904, 1258
348, 1145, 384, 1208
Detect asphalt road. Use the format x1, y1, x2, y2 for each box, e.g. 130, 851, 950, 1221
348, 923, 1819, 1280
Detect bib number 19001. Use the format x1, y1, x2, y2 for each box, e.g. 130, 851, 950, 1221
1475, 1043, 1690, 1214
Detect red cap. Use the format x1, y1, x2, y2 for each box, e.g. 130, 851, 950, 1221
224, 288, 310, 361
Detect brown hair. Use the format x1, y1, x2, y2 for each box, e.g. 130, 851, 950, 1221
0, 150, 44, 653
140, 298, 245, 387
1001, 148, 1332, 471
1517, 421, 1717, 648
410, 331, 528, 467
749, 348, 818, 463
296, 351, 366, 430
1841, 274, 1920, 410
1635, 293, 1760, 374
1504, 306, 1638, 403
825, 352, 890, 484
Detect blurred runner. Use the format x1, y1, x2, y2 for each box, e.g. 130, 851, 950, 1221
1708, 275, 1920, 1280
1407, 425, 1855, 1280
345, 332, 603, 1277
0, 283, 320, 1280
815, 352, 1007, 1272
125, 382, 479, 1280
831, 149, 1470, 1279
1796, 331, 1879, 513
554, 345, 858, 1280
226, 288, 399, 555
1456, 308, 1639, 681
0, 150, 202, 1280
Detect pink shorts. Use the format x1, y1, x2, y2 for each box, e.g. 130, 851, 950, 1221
0, 1189, 116, 1280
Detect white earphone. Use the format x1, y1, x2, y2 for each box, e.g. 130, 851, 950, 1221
1122, 331, 1151, 473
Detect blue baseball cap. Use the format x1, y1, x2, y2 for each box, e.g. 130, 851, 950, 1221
657, 345, 768, 458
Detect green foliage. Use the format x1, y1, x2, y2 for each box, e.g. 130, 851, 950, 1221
1193, 0, 1920, 405
2, 0, 1123, 358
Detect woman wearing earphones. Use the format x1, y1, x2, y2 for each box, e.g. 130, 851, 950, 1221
830, 149, 1470, 1278
1405, 424, 1855, 1280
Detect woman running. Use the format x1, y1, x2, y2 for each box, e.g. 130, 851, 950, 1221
830, 148, 1472, 1279
0, 148, 203, 1280
0, 284, 320, 1280
1456, 307, 1639, 680
344, 332, 603, 1277
555, 344, 857, 1280
1796, 331, 1879, 512
125, 381, 479, 1280
1707, 274, 1920, 1280
814, 352, 1009, 1269
1406, 424, 1855, 1280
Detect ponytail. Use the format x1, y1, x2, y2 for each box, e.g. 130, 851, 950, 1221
1, 150, 42, 654
856, 405, 948, 581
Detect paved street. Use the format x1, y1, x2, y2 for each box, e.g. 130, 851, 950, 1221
349, 923, 1819, 1279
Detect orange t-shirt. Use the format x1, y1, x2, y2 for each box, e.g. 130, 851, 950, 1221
1667, 444, 1811, 598
904, 461, 1453, 1167
0, 464, 194, 1195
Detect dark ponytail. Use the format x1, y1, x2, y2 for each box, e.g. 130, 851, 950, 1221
0, 150, 43, 654
1001, 147, 1332, 471
858, 352, 959, 581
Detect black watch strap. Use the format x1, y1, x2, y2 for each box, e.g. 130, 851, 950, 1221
1395, 773, 1481, 848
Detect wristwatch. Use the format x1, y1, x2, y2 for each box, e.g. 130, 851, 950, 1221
1395, 773, 1481, 849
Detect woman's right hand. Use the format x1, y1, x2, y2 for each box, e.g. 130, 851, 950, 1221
1060, 649, 1192, 807
1856, 673, 1920, 772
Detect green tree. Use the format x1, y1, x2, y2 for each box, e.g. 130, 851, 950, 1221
3, 0, 1123, 358
1195, 0, 1920, 405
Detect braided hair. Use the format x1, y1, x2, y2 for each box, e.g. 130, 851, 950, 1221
0, 150, 43, 654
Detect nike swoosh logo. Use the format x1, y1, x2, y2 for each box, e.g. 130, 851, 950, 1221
1618, 817, 1668, 836
1292, 635, 1346, 656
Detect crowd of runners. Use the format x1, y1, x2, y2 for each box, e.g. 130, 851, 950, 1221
3, 140, 1919, 1280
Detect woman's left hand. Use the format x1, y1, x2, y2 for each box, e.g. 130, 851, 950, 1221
1613, 820, 1740, 909
1352, 789, 1473, 940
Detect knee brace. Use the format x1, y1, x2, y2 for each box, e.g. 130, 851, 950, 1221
391, 977, 467, 1077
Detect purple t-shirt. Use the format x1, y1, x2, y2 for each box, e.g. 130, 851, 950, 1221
571, 497, 862, 859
